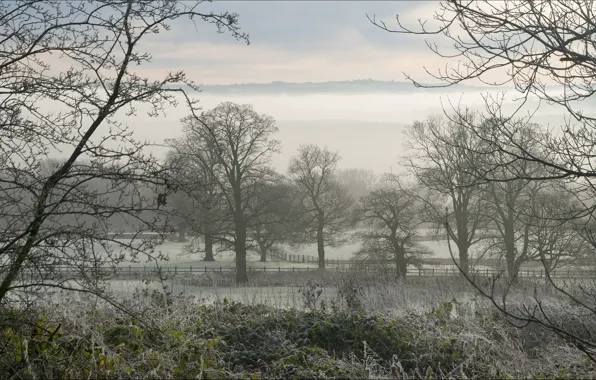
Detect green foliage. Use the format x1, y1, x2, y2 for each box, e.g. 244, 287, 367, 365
1, 294, 594, 379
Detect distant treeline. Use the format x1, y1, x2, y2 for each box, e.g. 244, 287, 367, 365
193, 80, 491, 95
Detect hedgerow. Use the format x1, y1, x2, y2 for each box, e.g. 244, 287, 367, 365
1, 284, 594, 379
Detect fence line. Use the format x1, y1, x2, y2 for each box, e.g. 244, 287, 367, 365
275, 255, 596, 270
13, 265, 596, 279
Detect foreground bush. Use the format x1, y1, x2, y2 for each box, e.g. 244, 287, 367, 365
0, 290, 594, 379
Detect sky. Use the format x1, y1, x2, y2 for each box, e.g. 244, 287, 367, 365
140, 1, 447, 84
105, 1, 573, 174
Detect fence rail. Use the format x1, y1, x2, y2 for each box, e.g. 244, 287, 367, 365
12, 265, 596, 279
276, 255, 596, 269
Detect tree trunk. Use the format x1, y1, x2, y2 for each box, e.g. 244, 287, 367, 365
503, 223, 518, 282
458, 244, 469, 275
259, 240, 268, 262
509, 256, 525, 284
255, 227, 267, 262
203, 234, 215, 261
235, 217, 248, 285
454, 208, 470, 275
317, 222, 325, 269
235, 241, 248, 285
395, 248, 407, 279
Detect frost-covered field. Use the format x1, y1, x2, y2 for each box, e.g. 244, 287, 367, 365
108, 228, 461, 268
62, 277, 487, 314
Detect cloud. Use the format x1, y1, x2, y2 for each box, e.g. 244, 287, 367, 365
170, 1, 418, 51
139, 26, 442, 84
389, 1, 449, 29
130, 1, 511, 86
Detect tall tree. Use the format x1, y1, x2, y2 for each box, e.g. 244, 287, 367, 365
374, 1, 596, 360
353, 177, 430, 278
247, 179, 297, 262
174, 102, 280, 284
288, 145, 354, 269
0, 1, 247, 304
165, 146, 229, 261
405, 114, 489, 274
474, 120, 554, 281
526, 185, 590, 281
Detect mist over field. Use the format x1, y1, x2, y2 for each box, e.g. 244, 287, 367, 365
125, 84, 575, 174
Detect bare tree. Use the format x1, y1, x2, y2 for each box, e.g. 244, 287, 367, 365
0, 0, 248, 305
353, 177, 430, 278
481, 176, 545, 282
247, 178, 297, 262
173, 102, 280, 284
468, 120, 563, 281
526, 185, 590, 281
373, 0, 596, 360
405, 114, 489, 274
369, 0, 596, 207
288, 145, 354, 269
165, 141, 232, 262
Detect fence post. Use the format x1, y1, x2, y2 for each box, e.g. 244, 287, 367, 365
432, 268, 435, 276
220, 266, 222, 272
302, 255, 305, 263
129, 266, 131, 275
293, 267, 295, 272
175, 266, 177, 275
264, 266, 266, 272
567, 269, 570, 278
486, 268, 489, 277
279, 266, 281, 273
205, 267, 207, 274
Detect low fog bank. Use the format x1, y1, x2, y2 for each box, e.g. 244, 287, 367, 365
123, 90, 574, 173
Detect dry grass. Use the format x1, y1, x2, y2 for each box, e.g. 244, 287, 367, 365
1, 275, 594, 379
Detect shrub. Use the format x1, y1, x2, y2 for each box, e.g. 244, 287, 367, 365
1, 286, 594, 379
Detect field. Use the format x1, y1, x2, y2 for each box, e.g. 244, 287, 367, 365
5, 234, 596, 378
108, 237, 587, 274
3, 272, 595, 379
6, 230, 596, 378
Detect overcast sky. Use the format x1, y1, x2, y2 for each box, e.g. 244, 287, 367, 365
140, 1, 445, 85
114, 1, 569, 174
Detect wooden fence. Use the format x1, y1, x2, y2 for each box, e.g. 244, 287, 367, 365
14, 265, 596, 280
